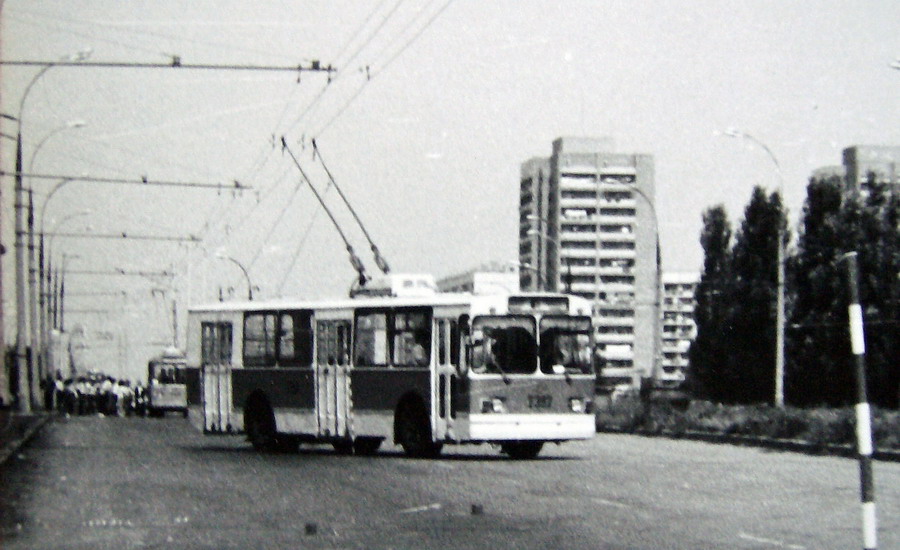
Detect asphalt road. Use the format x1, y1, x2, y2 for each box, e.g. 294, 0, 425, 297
1, 415, 898, 549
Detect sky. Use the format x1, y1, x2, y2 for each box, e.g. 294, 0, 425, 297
1, 0, 899, 382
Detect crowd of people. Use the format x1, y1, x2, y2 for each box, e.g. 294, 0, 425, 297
42, 373, 149, 417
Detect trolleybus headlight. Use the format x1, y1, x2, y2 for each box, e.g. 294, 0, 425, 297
481, 397, 507, 414
568, 397, 585, 413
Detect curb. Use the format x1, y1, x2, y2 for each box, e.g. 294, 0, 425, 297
0, 413, 52, 467
597, 427, 900, 463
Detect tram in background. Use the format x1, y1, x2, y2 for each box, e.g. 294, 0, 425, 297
185, 277, 597, 459
147, 347, 189, 417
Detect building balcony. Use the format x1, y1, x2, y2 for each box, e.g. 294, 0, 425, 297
560, 197, 599, 209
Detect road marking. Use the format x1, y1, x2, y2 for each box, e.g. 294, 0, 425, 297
590, 497, 630, 509
399, 503, 442, 514
738, 532, 805, 549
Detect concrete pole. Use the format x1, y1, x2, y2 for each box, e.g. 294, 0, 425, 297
28, 189, 42, 406
14, 132, 31, 412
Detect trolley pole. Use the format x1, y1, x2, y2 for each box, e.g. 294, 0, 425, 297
840, 251, 877, 550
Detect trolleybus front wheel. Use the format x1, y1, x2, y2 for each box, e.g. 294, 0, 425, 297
500, 441, 544, 459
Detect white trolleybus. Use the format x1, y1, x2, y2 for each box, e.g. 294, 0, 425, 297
185, 284, 597, 459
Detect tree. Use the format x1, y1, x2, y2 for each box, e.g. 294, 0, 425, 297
787, 175, 851, 406
726, 187, 786, 404
788, 174, 899, 408
686, 205, 733, 401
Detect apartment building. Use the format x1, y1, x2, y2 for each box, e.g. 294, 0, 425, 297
519, 137, 659, 391
659, 271, 699, 389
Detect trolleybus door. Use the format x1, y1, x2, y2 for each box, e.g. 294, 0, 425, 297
201, 321, 233, 433
432, 319, 456, 440
316, 321, 351, 438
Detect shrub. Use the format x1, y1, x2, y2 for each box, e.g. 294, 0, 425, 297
595, 399, 900, 452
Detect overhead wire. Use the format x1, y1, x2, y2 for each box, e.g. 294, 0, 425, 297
278, 0, 407, 137
309, 0, 454, 138
184, 2, 406, 265
7, 7, 304, 62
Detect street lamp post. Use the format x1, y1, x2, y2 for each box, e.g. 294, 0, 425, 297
5, 64, 62, 411
27, 122, 84, 389
42, 208, 90, 377
723, 128, 786, 408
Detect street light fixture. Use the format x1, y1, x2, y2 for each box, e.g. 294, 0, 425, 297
722, 128, 787, 408
215, 251, 254, 301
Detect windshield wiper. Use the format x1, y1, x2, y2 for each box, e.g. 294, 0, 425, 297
492, 361, 511, 385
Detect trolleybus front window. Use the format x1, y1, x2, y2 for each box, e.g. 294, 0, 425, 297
470, 316, 536, 375
539, 316, 593, 375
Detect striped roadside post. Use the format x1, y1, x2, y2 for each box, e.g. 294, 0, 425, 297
840, 251, 877, 550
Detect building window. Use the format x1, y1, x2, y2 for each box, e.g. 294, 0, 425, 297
561, 190, 597, 199
599, 207, 636, 217
601, 241, 635, 250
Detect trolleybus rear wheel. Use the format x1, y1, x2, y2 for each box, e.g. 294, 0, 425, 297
500, 441, 543, 459
246, 404, 277, 452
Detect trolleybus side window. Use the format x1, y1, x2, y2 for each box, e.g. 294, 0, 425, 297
244, 312, 277, 366
279, 311, 314, 366
393, 310, 430, 366
354, 308, 432, 367
355, 312, 388, 367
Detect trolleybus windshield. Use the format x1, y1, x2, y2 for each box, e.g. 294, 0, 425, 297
539, 316, 593, 375
470, 315, 536, 374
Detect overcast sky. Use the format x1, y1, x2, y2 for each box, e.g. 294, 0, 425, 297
2, 1, 898, 381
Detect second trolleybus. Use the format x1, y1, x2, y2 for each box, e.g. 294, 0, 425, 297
185, 288, 597, 459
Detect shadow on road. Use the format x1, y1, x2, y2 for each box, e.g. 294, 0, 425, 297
180, 441, 580, 462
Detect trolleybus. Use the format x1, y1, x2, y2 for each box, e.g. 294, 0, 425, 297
147, 347, 189, 417
185, 288, 596, 458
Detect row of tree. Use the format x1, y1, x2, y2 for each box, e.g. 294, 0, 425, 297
686, 175, 898, 409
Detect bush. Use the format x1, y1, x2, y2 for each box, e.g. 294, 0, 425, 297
595, 399, 900, 452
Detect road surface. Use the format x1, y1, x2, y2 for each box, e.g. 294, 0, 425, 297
1, 415, 897, 549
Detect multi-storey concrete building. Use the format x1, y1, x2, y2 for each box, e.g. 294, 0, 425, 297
659, 271, 699, 389
436, 262, 520, 295
518, 137, 659, 391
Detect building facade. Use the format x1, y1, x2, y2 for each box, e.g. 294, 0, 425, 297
841, 145, 900, 191
436, 262, 520, 295
659, 271, 699, 389
518, 137, 659, 391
